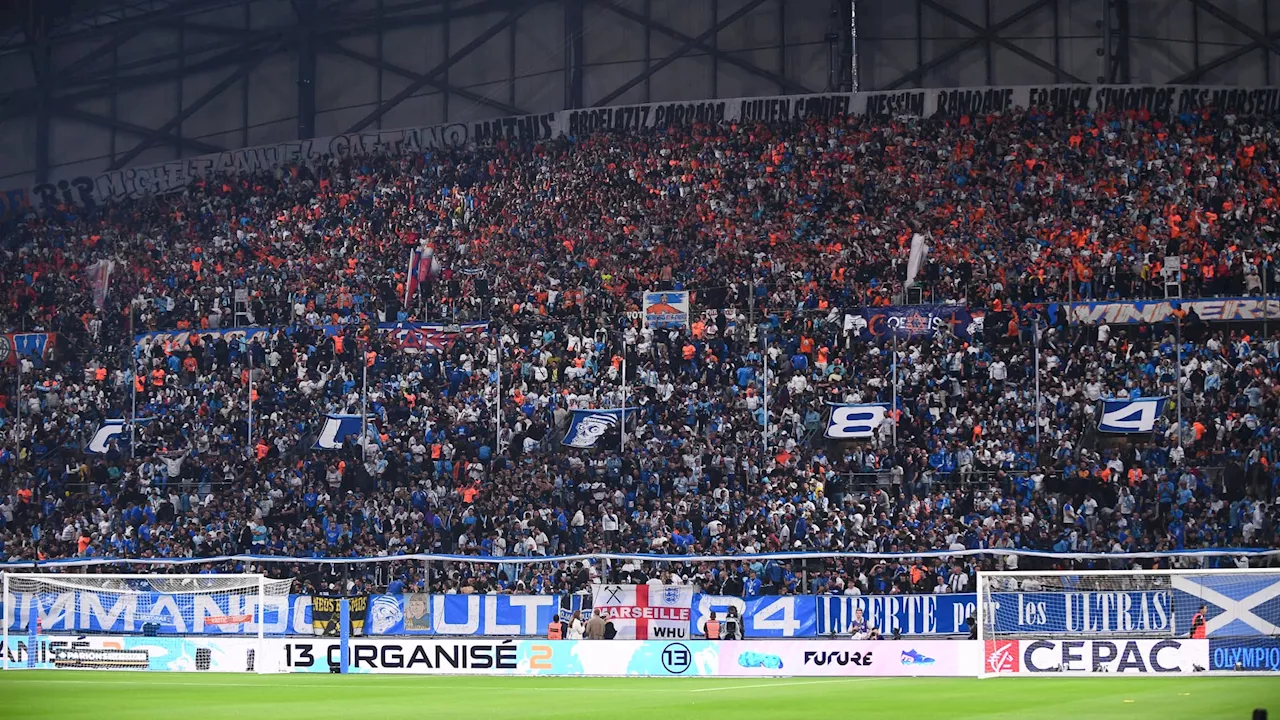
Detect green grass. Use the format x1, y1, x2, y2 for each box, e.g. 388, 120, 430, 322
1, 673, 1278, 720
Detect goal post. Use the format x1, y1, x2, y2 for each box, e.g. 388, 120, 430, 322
1, 572, 292, 673
977, 568, 1280, 676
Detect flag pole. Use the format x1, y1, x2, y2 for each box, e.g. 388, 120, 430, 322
1034, 319, 1041, 451
361, 339, 369, 463
129, 306, 136, 458
247, 337, 254, 454
13, 357, 20, 467
1175, 313, 1183, 452
761, 328, 769, 466
620, 340, 627, 452
495, 333, 503, 456
891, 331, 898, 448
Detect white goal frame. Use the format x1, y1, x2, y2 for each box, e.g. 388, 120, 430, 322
2, 572, 284, 673
976, 567, 1276, 678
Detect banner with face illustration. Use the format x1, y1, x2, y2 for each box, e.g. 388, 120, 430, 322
562, 409, 635, 449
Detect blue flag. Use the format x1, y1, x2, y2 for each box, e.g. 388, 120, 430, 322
314, 414, 380, 450
825, 403, 890, 439
1097, 397, 1167, 433
562, 408, 635, 448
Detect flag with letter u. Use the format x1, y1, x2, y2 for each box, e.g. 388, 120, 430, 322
313, 413, 380, 450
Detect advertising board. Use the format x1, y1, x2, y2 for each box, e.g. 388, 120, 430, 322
983, 639, 1209, 674
278, 639, 981, 677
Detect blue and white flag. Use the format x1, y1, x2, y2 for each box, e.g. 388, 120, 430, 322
86, 419, 126, 454
1097, 397, 1167, 434
562, 408, 634, 448
313, 414, 380, 450
825, 403, 890, 439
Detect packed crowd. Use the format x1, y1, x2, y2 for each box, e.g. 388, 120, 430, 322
0, 102, 1278, 594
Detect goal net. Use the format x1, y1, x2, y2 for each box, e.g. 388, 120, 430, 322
2, 573, 293, 673
977, 568, 1280, 676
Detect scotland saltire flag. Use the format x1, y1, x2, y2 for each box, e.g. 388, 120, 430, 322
1097, 397, 1167, 433
562, 408, 634, 448
313, 414, 381, 450
1170, 573, 1280, 637
825, 403, 890, 439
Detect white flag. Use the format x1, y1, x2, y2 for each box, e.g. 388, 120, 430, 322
906, 233, 929, 288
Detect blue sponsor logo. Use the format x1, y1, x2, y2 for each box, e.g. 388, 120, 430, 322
1210, 641, 1280, 671
900, 649, 935, 665
738, 651, 784, 669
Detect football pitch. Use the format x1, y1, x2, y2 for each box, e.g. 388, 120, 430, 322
0, 673, 1278, 720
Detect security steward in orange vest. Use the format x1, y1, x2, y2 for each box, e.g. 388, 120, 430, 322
705, 612, 721, 640
547, 618, 564, 640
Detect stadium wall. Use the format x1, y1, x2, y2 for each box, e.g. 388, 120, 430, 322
8, 82, 1280, 220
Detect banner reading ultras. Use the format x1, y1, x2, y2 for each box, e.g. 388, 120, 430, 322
21, 84, 1280, 212
983, 639, 1209, 675
277, 638, 981, 677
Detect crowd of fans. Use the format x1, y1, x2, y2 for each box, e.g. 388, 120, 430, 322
0, 102, 1278, 596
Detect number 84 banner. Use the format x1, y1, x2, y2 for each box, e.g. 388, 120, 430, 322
690, 596, 816, 637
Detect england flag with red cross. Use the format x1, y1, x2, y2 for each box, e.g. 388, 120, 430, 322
591, 584, 693, 640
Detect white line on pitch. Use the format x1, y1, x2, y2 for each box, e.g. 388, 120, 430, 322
690, 679, 870, 693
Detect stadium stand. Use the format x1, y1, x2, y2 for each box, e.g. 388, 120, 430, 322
0, 104, 1277, 598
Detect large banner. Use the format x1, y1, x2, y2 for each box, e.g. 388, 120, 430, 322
987, 590, 1175, 636
11, 588, 1244, 640
690, 595, 817, 638
20, 85, 1280, 212
0, 333, 55, 367
428, 594, 580, 636
1059, 297, 1280, 325
279, 638, 981, 676
365, 594, 431, 636
283, 638, 718, 676
1171, 572, 1280, 638
2, 590, 309, 635
0, 591, 649, 638
984, 638, 1209, 674
133, 321, 487, 353
862, 304, 974, 340
310, 595, 369, 637
642, 291, 690, 329
592, 584, 693, 640
817, 594, 976, 637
